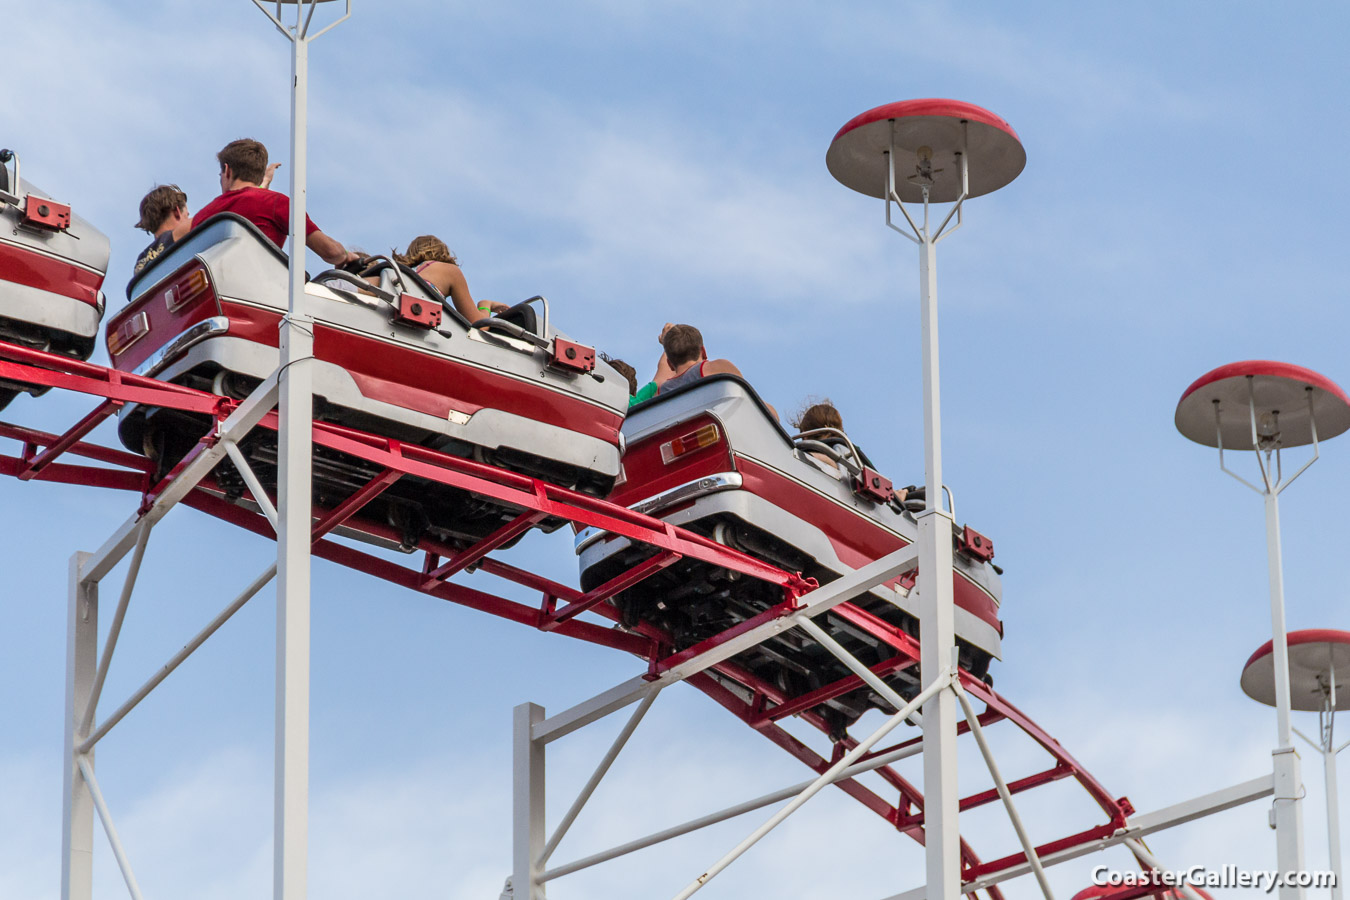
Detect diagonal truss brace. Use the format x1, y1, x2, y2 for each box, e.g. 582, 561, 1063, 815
877, 774, 1276, 900
531, 543, 920, 745
510, 540, 1063, 900
59, 372, 280, 900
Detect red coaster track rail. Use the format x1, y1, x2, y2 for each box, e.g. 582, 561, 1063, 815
0, 341, 1136, 897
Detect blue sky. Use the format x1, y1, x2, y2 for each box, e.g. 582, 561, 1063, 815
3, 1, 1349, 897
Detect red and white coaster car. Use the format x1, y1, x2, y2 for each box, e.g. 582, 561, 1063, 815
576, 375, 1003, 733
107, 213, 627, 549
0, 148, 109, 410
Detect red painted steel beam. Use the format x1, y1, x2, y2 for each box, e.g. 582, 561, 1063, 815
965, 822, 1121, 881
0, 455, 147, 492
0, 421, 153, 472
311, 468, 403, 542
854, 707, 1004, 766
181, 489, 650, 656
422, 509, 548, 585
961, 674, 1132, 825
687, 670, 903, 825
542, 549, 681, 631
647, 600, 798, 678
0, 346, 796, 592
959, 762, 1075, 812
895, 761, 1075, 828
17, 398, 121, 480
306, 424, 794, 588
0, 351, 227, 414
756, 654, 918, 725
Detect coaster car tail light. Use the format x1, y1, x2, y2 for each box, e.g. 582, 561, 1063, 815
660, 423, 721, 464
107, 312, 150, 357
165, 266, 213, 313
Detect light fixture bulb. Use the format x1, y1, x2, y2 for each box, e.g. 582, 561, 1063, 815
916, 145, 933, 163
1257, 411, 1279, 436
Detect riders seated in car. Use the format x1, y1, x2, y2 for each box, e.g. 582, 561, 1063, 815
392, 235, 508, 324
191, 138, 358, 267
655, 324, 777, 419
129, 184, 191, 296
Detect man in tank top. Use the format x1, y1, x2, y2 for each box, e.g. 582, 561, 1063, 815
655, 324, 778, 419
657, 324, 741, 393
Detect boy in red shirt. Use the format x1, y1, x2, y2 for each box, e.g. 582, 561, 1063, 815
192, 138, 359, 267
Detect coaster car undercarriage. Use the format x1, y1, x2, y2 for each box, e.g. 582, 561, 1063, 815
577, 375, 1003, 736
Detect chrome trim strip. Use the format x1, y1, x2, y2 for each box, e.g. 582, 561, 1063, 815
574, 472, 742, 553
132, 316, 230, 378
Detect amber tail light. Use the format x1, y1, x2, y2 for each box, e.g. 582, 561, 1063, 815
164, 266, 213, 313
660, 423, 721, 464
107, 312, 149, 357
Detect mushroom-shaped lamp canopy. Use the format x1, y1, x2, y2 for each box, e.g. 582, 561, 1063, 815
1072, 883, 1215, 900
1241, 628, 1350, 712
826, 98, 1025, 202
1175, 360, 1350, 450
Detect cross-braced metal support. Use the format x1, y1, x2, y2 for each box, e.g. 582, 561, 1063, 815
504, 545, 1279, 899
59, 376, 282, 900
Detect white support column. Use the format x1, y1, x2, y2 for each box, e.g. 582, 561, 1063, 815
1264, 490, 1307, 900
513, 703, 547, 900
1326, 739, 1342, 900
917, 223, 960, 900
274, 7, 315, 900
62, 552, 96, 900
1325, 655, 1344, 900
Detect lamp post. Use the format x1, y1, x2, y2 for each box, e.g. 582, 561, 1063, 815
1176, 361, 1350, 900
248, 3, 350, 898
1242, 629, 1350, 900
827, 99, 1025, 900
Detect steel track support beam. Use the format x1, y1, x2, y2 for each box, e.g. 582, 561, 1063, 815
61, 551, 96, 900
512, 703, 548, 900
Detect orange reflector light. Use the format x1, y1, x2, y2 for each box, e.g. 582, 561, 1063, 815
107, 312, 150, 357
660, 423, 720, 464
166, 267, 211, 312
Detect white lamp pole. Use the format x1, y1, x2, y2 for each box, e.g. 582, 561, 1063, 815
249, 3, 349, 898
827, 100, 1025, 900
1242, 629, 1350, 900
1178, 362, 1350, 900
